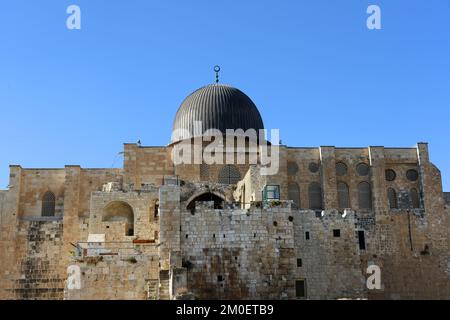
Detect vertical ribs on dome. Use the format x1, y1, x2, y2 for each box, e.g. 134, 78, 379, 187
171, 84, 264, 144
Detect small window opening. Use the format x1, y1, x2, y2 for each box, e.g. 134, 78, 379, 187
358, 230, 366, 250
295, 280, 306, 298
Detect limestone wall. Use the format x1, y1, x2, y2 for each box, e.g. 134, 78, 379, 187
77, 169, 123, 218
365, 212, 450, 299
444, 192, 450, 204
1, 141, 449, 300
65, 244, 160, 300
89, 190, 159, 241
17, 169, 66, 218
292, 210, 367, 299
4, 220, 65, 299
0, 190, 8, 228
283, 145, 424, 213
179, 202, 296, 299
123, 144, 174, 187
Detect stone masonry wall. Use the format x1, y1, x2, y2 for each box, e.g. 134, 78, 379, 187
123, 144, 174, 187
65, 244, 160, 300
180, 202, 296, 299
89, 190, 159, 241
292, 210, 367, 299
364, 211, 450, 299
7, 220, 65, 299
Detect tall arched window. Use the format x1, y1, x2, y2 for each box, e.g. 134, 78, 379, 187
337, 182, 350, 209
358, 182, 372, 210
200, 163, 209, 181
288, 182, 301, 209
387, 188, 398, 209
410, 188, 420, 208
218, 165, 241, 184
308, 182, 323, 210
41, 191, 56, 217
287, 162, 299, 176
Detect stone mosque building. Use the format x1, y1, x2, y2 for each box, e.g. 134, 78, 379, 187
1, 75, 450, 300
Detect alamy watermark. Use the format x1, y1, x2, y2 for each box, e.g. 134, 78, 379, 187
67, 265, 82, 290
66, 5, 81, 30
367, 5, 382, 30
366, 264, 382, 290
66, 5, 381, 31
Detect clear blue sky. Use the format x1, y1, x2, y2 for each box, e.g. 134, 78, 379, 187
1, 0, 449, 190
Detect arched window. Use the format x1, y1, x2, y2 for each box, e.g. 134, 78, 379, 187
410, 188, 420, 208
288, 182, 301, 209
287, 162, 299, 176
218, 165, 241, 184
41, 191, 56, 217
337, 182, 350, 209
103, 201, 134, 236
200, 163, 209, 181
358, 182, 372, 210
308, 182, 323, 210
387, 188, 398, 209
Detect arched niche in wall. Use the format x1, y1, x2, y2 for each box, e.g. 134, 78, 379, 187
387, 188, 398, 209
358, 182, 373, 210
186, 192, 225, 211
308, 182, 323, 210
102, 201, 134, 236
288, 182, 301, 209
337, 182, 350, 209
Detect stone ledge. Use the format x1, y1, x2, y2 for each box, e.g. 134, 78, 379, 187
19, 216, 63, 222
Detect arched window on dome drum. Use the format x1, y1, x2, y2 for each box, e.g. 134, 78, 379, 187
218, 165, 241, 184
200, 163, 209, 181
308, 182, 323, 210
410, 188, 420, 209
41, 191, 56, 217
337, 182, 350, 209
358, 182, 372, 210
387, 188, 398, 209
288, 182, 301, 209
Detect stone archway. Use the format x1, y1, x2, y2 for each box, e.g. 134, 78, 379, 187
186, 192, 226, 211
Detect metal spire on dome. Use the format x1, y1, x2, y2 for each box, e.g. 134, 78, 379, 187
214, 65, 221, 83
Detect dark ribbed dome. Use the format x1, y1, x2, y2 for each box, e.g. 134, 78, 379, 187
171, 84, 264, 143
